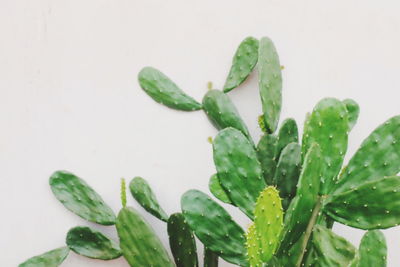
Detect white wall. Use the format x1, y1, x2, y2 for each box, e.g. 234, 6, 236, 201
1, 0, 400, 266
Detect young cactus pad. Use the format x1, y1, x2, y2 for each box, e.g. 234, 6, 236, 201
202, 89, 250, 138
258, 36, 282, 133
358, 230, 387, 267
66, 226, 122, 260
181, 189, 248, 266
252, 186, 284, 263
116, 206, 174, 267
257, 134, 278, 184
49, 170, 116, 225
19, 247, 69, 267
167, 212, 199, 267
342, 98, 360, 131
138, 66, 202, 111
276, 118, 299, 158
223, 36, 259, 93
129, 176, 169, 222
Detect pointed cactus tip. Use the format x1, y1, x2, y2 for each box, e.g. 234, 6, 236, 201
121, 178, 127, 208
207, 136, 213, 144
258, 115, 267, 133
207, 81, 213, 90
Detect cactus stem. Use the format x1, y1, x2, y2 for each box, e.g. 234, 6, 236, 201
295, 196, 322, 267
121, 178, 127, 208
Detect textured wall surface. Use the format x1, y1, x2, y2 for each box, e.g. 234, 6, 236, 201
1, 0, 400, 266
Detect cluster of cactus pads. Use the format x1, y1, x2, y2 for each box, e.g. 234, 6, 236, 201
21, 36, 400, 267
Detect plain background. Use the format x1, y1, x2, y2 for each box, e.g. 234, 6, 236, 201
1, 0, 400, 266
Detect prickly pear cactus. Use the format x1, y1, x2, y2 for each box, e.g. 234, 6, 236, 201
19, 247, 69, 267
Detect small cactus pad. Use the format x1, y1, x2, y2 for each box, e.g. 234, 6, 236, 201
204, 248, 219, 267
324, 176, 400, 229
209, 173, 232, 204
202, 89, 250, 138
181, 190, 248, 266
257, 134, 278, 184
129, 177, 169, 222
358, 230, 387, 267
138, 66, 202, 111
258, 36, 282, 133
274, 143, 301, 202
245, 223, 262, 267
254, 186, 284, 262
342, 99, 360, 131
333, 115, 400, 195
312, 225, 356, 267
276, 118, 299, 158
167, 213, 199, 267
301, 98, 349, 194
19, 247, 69, 267
280, 143, 322, 252
223, 37, 259, 93
116, 206, 174, 267
66, 226, 121, 260
49, 171, 116, 225
213, 127, 266, 219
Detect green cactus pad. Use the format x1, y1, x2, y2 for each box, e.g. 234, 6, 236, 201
274, 143, 301, 202
258, 37, 282, 133
181, 190, 248, 266
324, 176, 400, 229
343, 99, 360, 131
116, 206, 174, 267
312, 225, 356, 267
204, 248, 219, 267
202, 89, 250, 138
301, 98, 349, 194
167, 213, 199, 267
246, 223, 262, 267
129, 177, 169, 222
66, 226, 121, 260
254, 186, 283, 263
209, 173, 232, 204
333, 115, 400, 195
138, 66, 202, 111
280, 143, 322, 252
223, 37, 259, 92
213, 127, 266, 219
276, 118, 299, 158
257, 134, 278, 184
19, 247, 69, 267
358, 230, 387, 267
49, 171, 116, 225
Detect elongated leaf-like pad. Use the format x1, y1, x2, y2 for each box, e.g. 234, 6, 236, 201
302, 98, 349, 194
312, 225, 356, 267
246, 223, 262, 267
116, 207, 174, 267
258, 37, 282, 133
181, 190, 248, 266
254, 186, 283, 262
223, 37, 259, 92
49, 171, 116, 225
213, 128, 266, 219
66, 226, 121, 260
138, 67, 201, 111
257, 134, 278, 184
325, 176, 400, 229
202, 89, 250, 138
280, 143, 322, 252
358, 230, 387, 267
343, 99, 360, 131
276, 118, 298, 158
129, 177, 169, 222
274, 143, 301, 201
209, 174, 232, 204
19, 247, 69, 267
167, 213, 199, 267
204, 248, 219, 267
333, 115, 400, 195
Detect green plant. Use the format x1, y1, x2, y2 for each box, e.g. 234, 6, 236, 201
140, 36, 397, 266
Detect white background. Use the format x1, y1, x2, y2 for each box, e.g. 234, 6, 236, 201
1, 0, 400, 266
